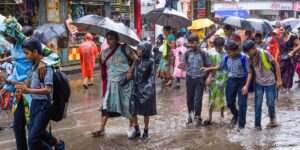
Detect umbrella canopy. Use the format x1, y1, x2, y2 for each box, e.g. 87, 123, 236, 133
245, 18, 273, 33
215, 16, 254, 30
187, 19, 214, 30
0, 34, 12, 54
33, 23, 66, 44
73, 17, 140, 46
292, 23, 300, 34
280, 18, 300, 28
144, 7, 191, 28
72, 14, 104, 31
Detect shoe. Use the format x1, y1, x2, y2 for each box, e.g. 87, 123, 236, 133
194, 116, 202, 126
140, 133, 149, 143
128, 129, 141, 139
267, 118, 278, 128
83, 84, 88, 89
237, 127, 245, 132
203, 120, 212, 126
186, 117, 193, 126
255, 125, 262, 131
55, 140, 65, 150
231, 116, 238, 125
173, 85, 180, 89
88, 83, 94, 86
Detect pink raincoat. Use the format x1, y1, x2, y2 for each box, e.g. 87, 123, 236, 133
79, 33, 98, 77
173, 38, 187, 78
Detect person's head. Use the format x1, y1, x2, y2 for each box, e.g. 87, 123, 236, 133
21, 39, 42, 62
213, 37, 225, 52
243, 40, 257, 58
275, 21, 281, 29
187, 34, 200, 50
209, 24, 217, 34
225, 41, 240, 58
163, 26, 171, 36
105, 31, 120, 48
271, 31, 278, 38
254, 32, 263, 44
223, 24, 235, 37
137, 41, 152, 59
22, 26, 34, 37
176, 37, 185, 47
85, 33, 93, 41
280, 25, 291, 36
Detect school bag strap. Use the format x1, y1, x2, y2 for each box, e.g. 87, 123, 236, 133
184, 48, 208, 67
261, 50, 273, 71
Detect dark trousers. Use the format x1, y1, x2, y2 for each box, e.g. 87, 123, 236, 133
28, 100, 56, 150
13, 100, 28, 150
226, 78, 248, 128
186, 76, 205, 117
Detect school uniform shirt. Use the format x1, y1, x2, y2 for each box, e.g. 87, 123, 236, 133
219, 54, 252, 78
27, 65, 53, 100
251, 49, 276, 86
185, 49, 212, 78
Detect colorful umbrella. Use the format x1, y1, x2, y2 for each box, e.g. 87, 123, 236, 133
187, 19, 214, 30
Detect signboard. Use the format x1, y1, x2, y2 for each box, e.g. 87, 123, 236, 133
47, 0, 60, 22
293, 1, 300, 11
196, 0, 206, 19
213, 2, 293, 11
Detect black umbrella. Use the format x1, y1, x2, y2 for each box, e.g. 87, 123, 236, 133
34, 23, 66, 44
144, 7, 191, 28
71, 14, 104, 31
214, 16, 255, 30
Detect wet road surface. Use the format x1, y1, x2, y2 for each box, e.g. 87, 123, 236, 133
1, 73, 300, 150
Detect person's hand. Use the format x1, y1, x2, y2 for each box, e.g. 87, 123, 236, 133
16, 82, 29, 93
276, 79, 282, 89
200, 67, 210, 72
0, 76, 8, 85
126, 72, 133, 80
37, 61, 47, 80
205, 78, 212, 86
241, 85, 249, 95
288, 52, 293, 58
0, 58, 4, 63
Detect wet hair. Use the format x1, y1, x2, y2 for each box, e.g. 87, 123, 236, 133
282, 25, 291, 32
163, 26, 171, 32
225, 41, 239, 52
188, 34, 199, 42
243, 40, 256, 53
255, 32, 263, 39
22, 39, 42, 54
106, 31, 120, 41
213, 37, 225, 47
22, 26, 34, 37
223, 24, 235, 31
209, 24, 216, 30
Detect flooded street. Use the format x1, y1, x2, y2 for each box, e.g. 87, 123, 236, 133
1, 73, 300, 150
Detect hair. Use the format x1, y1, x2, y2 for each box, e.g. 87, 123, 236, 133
188, 34, 199, 42
225, 41, 239, 52
282, 25, 291, 32
209, 24, 216, 30
243, 40, 256, 53
213, 37, 225, 47
105, 31, 120, 41
163, 26, 171, 32
223, 24, 235, 31
22, 26, 34, 37
22, 39, 42, 54
255, 32, 263, 39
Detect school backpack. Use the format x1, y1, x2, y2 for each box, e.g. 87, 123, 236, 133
49, 68, 71, 122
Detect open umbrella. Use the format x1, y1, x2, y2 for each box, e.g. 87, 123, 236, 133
72, 14, 104, 31
73, 17, 140, 46
292, 23, 300, 34
280, 18, 300, 28
187, 18, 214, 30
144, 7, 191, 28
33, 23, 66, 44
215, 16, 254, 30
245, 18, 273, 33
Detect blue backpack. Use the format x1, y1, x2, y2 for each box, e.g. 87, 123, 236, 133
224, 54, 254, 93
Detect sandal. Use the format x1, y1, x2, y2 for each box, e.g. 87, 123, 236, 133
203, 120, 212, 126
91, 129, 105, 137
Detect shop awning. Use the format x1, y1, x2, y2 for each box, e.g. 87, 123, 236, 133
214, 10, 250, 18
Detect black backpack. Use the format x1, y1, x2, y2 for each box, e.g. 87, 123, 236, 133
50, 68, 71, 122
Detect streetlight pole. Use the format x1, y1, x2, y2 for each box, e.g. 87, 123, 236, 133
236, 0, 240, 17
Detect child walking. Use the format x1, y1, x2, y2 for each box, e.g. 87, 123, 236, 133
204, 37, 228, 126
202, 41, 253, 130
173, 37, 187, 89
243, 40, 282, 130
1, 39, 64, 150
129, 41, 157, 142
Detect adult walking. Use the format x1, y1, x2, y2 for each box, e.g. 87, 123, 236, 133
78, 33, 98, 89
279, 25, 300, 92
91, 31, 137, 137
